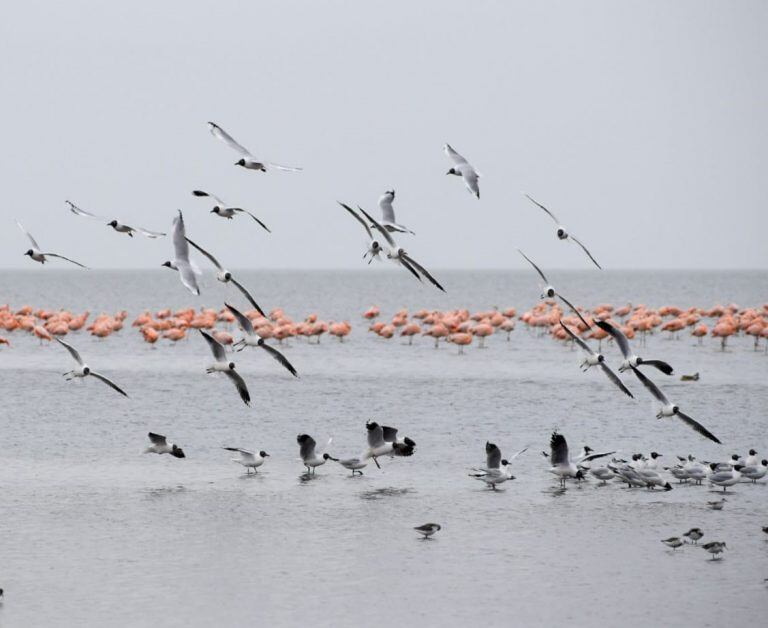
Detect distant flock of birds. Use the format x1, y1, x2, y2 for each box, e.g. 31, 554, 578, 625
5, 121, 766, 551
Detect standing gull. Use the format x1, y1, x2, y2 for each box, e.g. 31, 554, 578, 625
444, 144, 480, 198
199, 330, 251, 406
56, 337, 128, 397
65, 200, 165, 238
364, 421, 416, 468
469, 441, 527, 490
208, 121, 302, 172
17, 220, 87, 268
631, 367, 720, 443
225, 303, 297, 377
523, 193, 601, 269
548, 432, 614, 487
297, 434, 333, 474
191, 191, 271, 233
223, 447, 269, 473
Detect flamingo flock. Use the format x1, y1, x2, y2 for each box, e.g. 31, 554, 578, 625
3, 301, 765, 354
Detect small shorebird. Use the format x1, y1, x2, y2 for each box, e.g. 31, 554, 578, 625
414, 523, 441, 539
701, 541, 726, 560
661, 537, 684, 550
707, 498, 726, 510
683, 528, 704, 545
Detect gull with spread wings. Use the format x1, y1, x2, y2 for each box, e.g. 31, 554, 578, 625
225, 303, 297, 377
191, 190, 271, 233
56, 337, 127, 397
66, 200, 165, 238
208, 121, 302, 173
199, 330, 251, 406
444, 144, 480, 198
17, 220, 87, 268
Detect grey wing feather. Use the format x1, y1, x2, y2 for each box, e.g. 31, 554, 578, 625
16, 220, 40, 250
357, 206, 396, 248
300, 436, 317, 459
136, 227, 166, 239
208, 121, 251, 156
56, 337, 84, 365
224, 370, 251, 406
260, 343, 298, 378
675, 410, 721, 444
229, 277, 266, 318
557, 295, 591, 330
595, 320, 631, 358
65, 200, 102, 220
382, 426, 399, 443
379, 194, 396, 223
559, 321, 594, 355
523, 193, 560, 224
339, 202, 373, 240
42, 253, 88, 268
570, 235, 602, 269
401, 253, 445, 292
225, 302, 255, 335
599, 363, 635, 398
517, 249, 549, 285
200, 329, 227, 361
90, 371, 128, 397
148, 432, 167, 445
550, 432, 569, 466
631, 366, 669, 405
266, 162, 302, 172
444, 143, 468, 165
486, 442, 501, 469
234, 209, 271, 233
192, 190, 225, 205
185, 237, 223, 271
367, 423, 385, 448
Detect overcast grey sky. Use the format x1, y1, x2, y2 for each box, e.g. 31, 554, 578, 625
1, 1, 765, 270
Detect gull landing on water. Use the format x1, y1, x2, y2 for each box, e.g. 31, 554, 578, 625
297, 434, 333, 474
469, 441, 528, 490
17, 220, 87, 268
559, 321, 633, 399
549, 432, 614, 487
630, 366, 721, 444
207, 122, 302, 173
364, 421, 416, 468
55, 337, 128, 397
444, 144, 480, 198
223, 447, 269, 473
522, 193, 601, 269
144, 432, 185, 458
225, 303, 297, 377
358, 206, 445, 292
199, 330, 251, 406
65, 201, 165, 238
595, 320, 674, 376
191, 191, 271, 233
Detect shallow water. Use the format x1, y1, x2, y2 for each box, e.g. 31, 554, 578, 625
0, 269, 766, 627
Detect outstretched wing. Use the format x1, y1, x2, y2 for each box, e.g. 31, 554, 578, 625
517, 249, 549, 285
229, 277, 266, 318
225, 302, 255, 335
443, 143, 468, 165
42, 253, 88, 268
148, 432, 167, 445
192, 190, 226, 205
557, 294, 591, 330
642, 360, 674, 376
260, 343, 298, 378
208, 121, 251, 157
485, 441, 501, 469
357, 206, 396, 248
595, 320, 631, 359
400, 253, 445, 292
299, 435, 317, 459
630, 366, 669, 405
523, 193, 560, 224
65, 200, 103, 220
135, 227, 166, 239
224, 370, 251, 406
599, 363, 635, 398
675, 410, 721, 444
559, 321, 594, 355
379, 191, 396, 223
550, 432, 569, 466
16, 220, 40, 250
56, 337, 84, 365
185, 237, 224, 271
266, 161, 303, 173
570, 234, 602, 269
234, 209, 271, 233
90, 371, 128, 397
200, 329, 227, 362
339, 202, 373, 240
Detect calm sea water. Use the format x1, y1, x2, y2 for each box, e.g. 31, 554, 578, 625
1, 269, 766, 627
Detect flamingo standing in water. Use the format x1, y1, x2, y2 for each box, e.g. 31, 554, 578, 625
448, 332, 472, 354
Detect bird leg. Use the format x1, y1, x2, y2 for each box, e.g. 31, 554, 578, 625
373, 457, 381, 469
